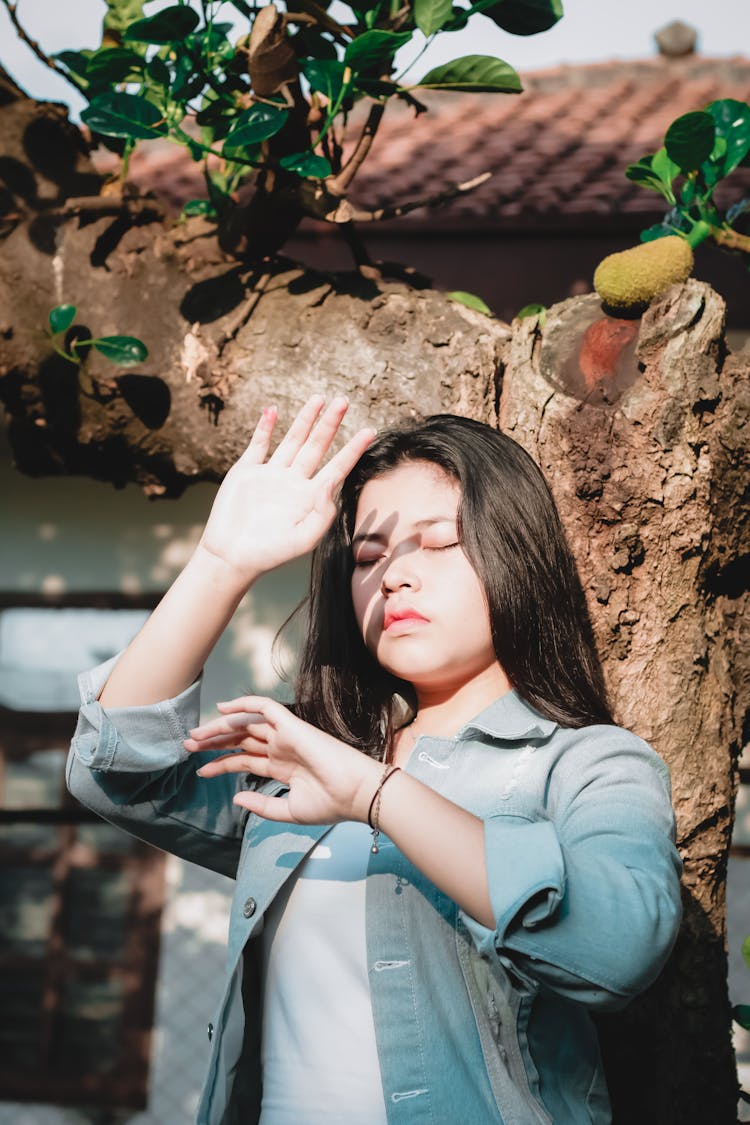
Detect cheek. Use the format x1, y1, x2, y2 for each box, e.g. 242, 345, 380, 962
451, 560, 492, 626
350, 574, 373, 635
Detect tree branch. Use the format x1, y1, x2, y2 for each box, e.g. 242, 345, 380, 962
345, 171, 492, 224
292, 0, 355, 41
1, 0, 82, 94
48, 195, 165, 223
712, 227, 750, 254
328, 104, 385, 196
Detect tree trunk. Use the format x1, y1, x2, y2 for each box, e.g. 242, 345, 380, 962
499, 284, 749, 1123
1, 63, 749, 1125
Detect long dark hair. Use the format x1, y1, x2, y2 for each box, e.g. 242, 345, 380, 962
289, 414, 612, 757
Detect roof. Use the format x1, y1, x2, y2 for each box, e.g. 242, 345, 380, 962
95, 53, 750, 233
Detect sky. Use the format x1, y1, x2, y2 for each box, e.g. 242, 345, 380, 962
1, 0, 748, 119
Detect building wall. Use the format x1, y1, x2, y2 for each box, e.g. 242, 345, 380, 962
0, 428, 306, 1123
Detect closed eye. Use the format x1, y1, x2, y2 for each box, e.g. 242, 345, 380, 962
424, 542, 460, 552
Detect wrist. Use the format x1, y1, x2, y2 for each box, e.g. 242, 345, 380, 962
189, 543, 263, 595
351, 756, 385, 824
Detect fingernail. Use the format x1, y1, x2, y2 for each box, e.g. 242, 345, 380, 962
195, 766, 207, 776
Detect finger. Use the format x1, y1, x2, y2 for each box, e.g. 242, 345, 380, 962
195, 751, 272, 777
315, 425, 377, 493
215, 696, 288, 723
291, 396, 351, 477
268, 395, 325, 468
183, 731, 268, 754
233, 790, 296, 822
236, 405, 278, 466
188, 707, 272, 740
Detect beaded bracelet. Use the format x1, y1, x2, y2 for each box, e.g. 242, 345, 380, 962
368, 764, 401, 854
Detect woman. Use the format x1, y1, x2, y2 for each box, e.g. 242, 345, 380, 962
68, 395, 682, 1125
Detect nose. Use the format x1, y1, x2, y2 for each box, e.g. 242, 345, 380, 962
381, 550, 420, 595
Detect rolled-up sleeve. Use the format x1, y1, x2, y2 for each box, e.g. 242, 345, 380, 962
461, 732, 683, 1010
67, 654, 247, 877
71, 654, 202, 772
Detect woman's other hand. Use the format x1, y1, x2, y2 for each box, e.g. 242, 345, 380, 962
195, 396, 376, 585
183, 698, 381, 826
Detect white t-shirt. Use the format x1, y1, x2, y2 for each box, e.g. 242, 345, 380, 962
258, 819, 388, 1125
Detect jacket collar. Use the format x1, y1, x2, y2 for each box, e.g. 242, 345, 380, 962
392, 688, 558, 742
457, 689, 558, 742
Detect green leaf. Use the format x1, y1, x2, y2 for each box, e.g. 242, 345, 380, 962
418, 55, 522, 93
81, 92, 167, 140
742, 934, 750, 972
195, 95, 236, 141
516, 302, 546, 323
680, 177, 698, 205
624, 157, 667, 195
279, 151, 333, 179
344, 30, 412, 71
85, 47, 145, 84
205, 168, 233, 207
415, 0, 454, 37
223, 104, 289, 152
146, 56, 172, 86
640, 223, 675, 243
449, 291, 492, 315
124, 4, 200, 43
201, 22, 235, 56
651, 147, 680, 190
354, 76, 397, 97
483, 0, 563, 35
292, 28, 338, 61
665, 111, 716, 174
181, 199, 218, 219
734, 1004, 750, 1031
54, 49, 94, 82
92, 335, 149, 366
302, 58, 348, 104
347, 0, 386, 15
705, 98, 750, 179
49, 304, 77, 335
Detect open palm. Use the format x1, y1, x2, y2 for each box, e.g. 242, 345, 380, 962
198, 396, 375, 581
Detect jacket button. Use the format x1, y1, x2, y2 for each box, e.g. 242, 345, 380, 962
243, 897, 257, 919
207, 1023, 213, 1042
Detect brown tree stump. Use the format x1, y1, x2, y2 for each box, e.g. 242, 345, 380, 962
500, 281, 749, 1124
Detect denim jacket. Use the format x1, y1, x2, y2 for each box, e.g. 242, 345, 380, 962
67, 656, 682, 1125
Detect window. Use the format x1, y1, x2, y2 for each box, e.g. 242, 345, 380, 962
0, 596, 167, 1109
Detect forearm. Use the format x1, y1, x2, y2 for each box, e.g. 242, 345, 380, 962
99, 547, 256, 707
373, 768, 495, 929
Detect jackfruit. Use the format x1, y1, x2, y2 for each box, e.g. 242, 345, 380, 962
593, 236, 694, 311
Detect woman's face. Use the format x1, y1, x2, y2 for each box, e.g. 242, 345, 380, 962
350, 460, 503, 698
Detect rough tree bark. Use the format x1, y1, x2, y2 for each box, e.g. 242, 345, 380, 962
1, 63, 749, 1125
500, 286, 749, 1123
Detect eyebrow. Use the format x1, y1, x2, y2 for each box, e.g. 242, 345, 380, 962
351, 516, 458, 547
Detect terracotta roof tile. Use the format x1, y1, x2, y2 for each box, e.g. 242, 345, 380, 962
92, 53, 750, 232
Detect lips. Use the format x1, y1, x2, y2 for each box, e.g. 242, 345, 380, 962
383, 606, 429, 631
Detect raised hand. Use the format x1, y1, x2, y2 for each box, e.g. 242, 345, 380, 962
196, 395, 376, 584
183, 697, 382, 827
